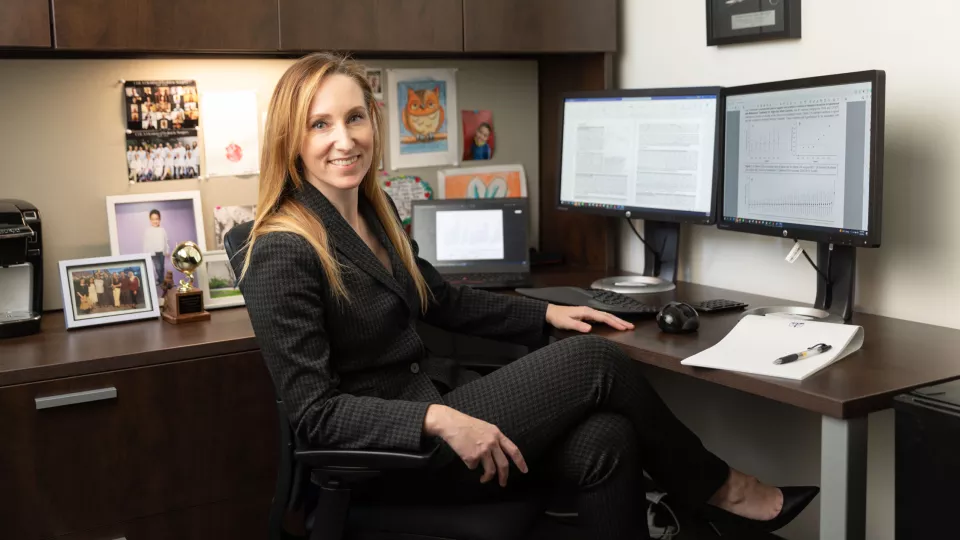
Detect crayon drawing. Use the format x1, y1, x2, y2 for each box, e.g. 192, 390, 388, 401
387, 68, 459, 169
437, 165, 527, 200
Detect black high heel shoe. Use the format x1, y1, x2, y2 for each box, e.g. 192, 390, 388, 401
702, 486, 820, 533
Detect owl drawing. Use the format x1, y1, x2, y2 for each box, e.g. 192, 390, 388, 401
403, 86, 445, 142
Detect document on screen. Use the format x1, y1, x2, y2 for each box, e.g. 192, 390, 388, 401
435, 209, 504, 261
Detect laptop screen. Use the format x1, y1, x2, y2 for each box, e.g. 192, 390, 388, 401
410, 198, 530, 275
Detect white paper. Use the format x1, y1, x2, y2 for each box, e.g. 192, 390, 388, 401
386, 68, 459, 169
731, 10, 776, 30
435, 209, 504, 261
202, 90, 261, 177
680, 315, 864, 380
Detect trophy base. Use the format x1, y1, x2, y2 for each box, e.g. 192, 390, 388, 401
162, 310, 211, 325
162, 288, 210, 325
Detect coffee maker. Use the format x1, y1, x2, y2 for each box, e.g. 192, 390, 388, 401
0, 199, 42, 338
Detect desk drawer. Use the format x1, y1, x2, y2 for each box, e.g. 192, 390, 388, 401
55, 496, 271, 540
0, 352, 277, 540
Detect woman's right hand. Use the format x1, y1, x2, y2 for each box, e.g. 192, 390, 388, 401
423, 404, 528, 487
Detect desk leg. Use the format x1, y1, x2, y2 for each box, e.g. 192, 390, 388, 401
820, 415, 867, 540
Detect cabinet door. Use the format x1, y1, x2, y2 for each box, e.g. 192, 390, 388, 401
280, 0, 463, 52
463, 0, 617, 52
0, 0, 51, 47
56, 497, 271, 540
52, 0, 279, 51
0, 352, 277, 540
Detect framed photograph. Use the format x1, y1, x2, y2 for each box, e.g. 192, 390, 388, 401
706, 0, 801, 46
58, 254, 161, 329
213, 205, 256, 249
436, 164, 527, 199
106, 191, 206, 305
198, 250, 245, 309
365, 68, 384, 100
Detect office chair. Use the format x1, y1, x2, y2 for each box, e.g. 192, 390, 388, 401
224, 222, 549, 540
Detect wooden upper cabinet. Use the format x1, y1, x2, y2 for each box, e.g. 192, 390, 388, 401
463, 0, 617, 53
52, 0, 280, 51
0, 0, 51, 47
280, 0, 463, 52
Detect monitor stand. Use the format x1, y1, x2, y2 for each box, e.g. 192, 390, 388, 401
591, 220, 679, 294
744, 243, 856, 324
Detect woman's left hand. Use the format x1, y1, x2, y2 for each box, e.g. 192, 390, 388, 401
545, 304, 634, 333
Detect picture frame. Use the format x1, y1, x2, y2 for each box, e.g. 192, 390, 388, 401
706, 0, 801, 46
386, 67, 460, 169
58, 253, 161, 329
105, 190, 207, 307
436, 164, 527, 199
365, 67, 384, 100
197, 250, 245, 309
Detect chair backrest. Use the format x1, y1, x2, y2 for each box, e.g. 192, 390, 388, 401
223, 220, 254, 280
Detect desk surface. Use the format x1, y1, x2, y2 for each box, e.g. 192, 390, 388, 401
3, 267, 959, 419
532, 268, 960, 419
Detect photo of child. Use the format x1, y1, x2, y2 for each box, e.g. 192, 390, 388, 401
142, 209, 170, 292
110, 196, 203, 302
461, 110, 495, 161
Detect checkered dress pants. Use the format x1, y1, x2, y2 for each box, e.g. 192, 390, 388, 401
415, 334, 731, 540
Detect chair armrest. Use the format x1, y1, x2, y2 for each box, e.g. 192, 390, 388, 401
294, 443, 438, 471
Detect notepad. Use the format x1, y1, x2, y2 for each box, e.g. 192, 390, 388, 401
680, 315, 865, 380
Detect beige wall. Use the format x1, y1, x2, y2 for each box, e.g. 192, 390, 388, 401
616, 1, 960, 537
0, 57, 539, 311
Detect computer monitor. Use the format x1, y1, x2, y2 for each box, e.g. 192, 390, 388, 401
719, 70, 886, 320
557, 87, 723, 289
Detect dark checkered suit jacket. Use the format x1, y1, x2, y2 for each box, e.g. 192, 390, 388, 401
240, 182, 548, 453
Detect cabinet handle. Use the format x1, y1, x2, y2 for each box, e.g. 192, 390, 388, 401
35, 387, 117, 410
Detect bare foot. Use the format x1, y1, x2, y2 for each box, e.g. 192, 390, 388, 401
708, 469, 784, 521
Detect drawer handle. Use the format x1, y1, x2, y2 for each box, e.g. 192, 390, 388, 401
35, 387, 117, 410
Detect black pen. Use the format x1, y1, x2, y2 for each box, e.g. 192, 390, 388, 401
774, 343, 832, 365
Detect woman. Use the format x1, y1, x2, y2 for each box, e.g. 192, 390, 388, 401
239, 53, 817, 539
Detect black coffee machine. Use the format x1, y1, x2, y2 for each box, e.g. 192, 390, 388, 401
0, 199, 43, 338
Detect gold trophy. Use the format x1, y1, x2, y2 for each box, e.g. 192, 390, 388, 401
161, 241, 211, 324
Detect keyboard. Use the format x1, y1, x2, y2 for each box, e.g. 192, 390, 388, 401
691, 299, 748, 313
514, 286, 659, 316
445, 272, 533, 289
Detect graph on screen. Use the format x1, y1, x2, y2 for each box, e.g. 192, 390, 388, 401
741, 163, 840, 225
746, 121, 840, 161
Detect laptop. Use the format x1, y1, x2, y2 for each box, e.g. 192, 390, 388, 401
410, 198, 533, 289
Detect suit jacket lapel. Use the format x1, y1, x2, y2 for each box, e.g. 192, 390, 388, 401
294, 183, 410, 306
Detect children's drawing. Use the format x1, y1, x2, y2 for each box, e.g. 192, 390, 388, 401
437, 164, 527, 200
387, 68, 459, 169
380, 175, 434, 234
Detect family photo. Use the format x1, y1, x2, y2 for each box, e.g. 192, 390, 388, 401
126, 130, 201, 182
124, 80, 200, 131
65, 263, 150, 320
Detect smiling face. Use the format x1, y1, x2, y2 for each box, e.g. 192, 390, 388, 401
299, 74, 374, 196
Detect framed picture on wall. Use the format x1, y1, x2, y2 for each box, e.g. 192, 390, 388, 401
105, 190, 207, 307
58, 253, 161, 329
706, 0, 801, 46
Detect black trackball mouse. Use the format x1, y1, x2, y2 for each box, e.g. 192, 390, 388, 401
656, 301, 700, 334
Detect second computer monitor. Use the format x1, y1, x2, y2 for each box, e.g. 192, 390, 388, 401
719, 70, 885, 247
557, 87, 723, 223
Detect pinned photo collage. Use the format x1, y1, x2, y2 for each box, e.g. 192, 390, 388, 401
124, 80, 201, 183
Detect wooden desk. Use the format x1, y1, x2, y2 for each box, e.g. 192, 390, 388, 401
4, 267, 959, 540
532, 267, 960, 540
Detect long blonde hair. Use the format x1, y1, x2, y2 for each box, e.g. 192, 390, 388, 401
240, 52, 430, 311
